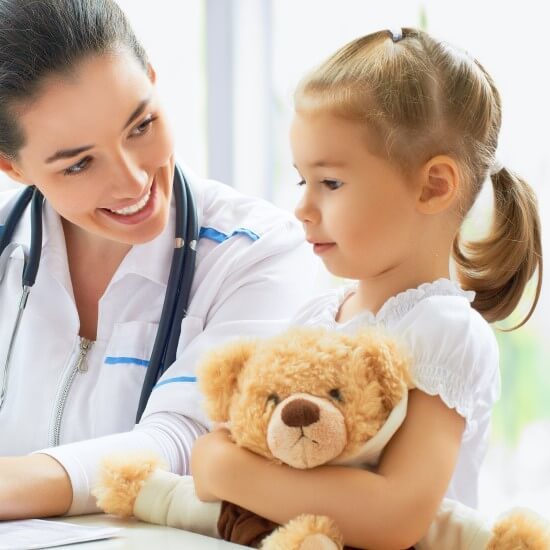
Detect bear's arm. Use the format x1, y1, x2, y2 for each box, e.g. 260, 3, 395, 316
194, 390, 464, 549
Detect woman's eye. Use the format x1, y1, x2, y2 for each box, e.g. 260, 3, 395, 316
131, 115, 157, 137
296, 179, 306, 187
322, 179, 344, 190
63, 156, 91, 176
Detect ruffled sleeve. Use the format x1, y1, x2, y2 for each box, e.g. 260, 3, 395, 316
395, 295, 500, 440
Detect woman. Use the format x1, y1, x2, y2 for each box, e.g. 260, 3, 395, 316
0, 0, 314, 519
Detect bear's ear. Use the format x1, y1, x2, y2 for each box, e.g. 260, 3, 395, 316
353, 331, 411, 411
197, 340, 256, 422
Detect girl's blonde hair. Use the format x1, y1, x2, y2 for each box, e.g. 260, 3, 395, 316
295, 28, 542, 328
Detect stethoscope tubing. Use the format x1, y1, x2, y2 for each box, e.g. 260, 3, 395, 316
0, 185, 34, 256
163, 169, 198, 371
135, 164, 196, 421
0, 187, 44, 411
0, 166, 197, 421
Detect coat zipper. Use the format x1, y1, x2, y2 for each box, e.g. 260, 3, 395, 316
48, 337, 93, 447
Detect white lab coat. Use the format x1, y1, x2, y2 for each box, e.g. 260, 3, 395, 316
0, 165, 317, 513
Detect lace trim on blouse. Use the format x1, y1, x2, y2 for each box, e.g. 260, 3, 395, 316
327, 278, 475, 328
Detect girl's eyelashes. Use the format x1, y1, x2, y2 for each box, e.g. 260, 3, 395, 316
296, 178, 344, 190
63, 156, 92, 176
322, 178, 344, 190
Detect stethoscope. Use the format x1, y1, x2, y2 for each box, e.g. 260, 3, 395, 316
0, 164, 198, 422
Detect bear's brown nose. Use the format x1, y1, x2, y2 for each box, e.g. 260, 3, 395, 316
281, 398, 320, 427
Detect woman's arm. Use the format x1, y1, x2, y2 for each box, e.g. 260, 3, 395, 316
0, 455, 72, 519
192, 389, 465, 550
0, 412, 206, 519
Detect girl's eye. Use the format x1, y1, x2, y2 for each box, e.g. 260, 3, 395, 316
130, 114, 157, 137
63, 156, 92, 176
322, 179, 344, 190
296, 179, 306, 187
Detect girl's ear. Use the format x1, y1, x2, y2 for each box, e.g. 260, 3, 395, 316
416, 155, 460, 214
0, 155, 30, 185
197, 340, 256, 423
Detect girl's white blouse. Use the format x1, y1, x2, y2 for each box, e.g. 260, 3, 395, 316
292, 278, 500, 508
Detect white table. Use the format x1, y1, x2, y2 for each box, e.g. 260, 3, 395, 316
51, 514, 246, 549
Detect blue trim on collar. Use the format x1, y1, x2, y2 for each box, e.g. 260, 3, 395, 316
154, 376, 197, 389
105, 356, 149, 367
199, 226, 260, 244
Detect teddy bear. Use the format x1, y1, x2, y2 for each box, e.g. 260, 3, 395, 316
93, 327, 550, 550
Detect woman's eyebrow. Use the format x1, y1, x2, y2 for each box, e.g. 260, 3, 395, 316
44, 96, 152, 164
122, 95, 151, 130
45, 145, 93, 163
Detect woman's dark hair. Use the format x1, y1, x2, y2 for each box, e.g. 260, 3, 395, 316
0, 0, 148, 158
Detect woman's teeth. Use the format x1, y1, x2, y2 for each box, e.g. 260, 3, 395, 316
109, 190, 151, 216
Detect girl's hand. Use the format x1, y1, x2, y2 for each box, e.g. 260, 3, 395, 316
191, 428, 235, 502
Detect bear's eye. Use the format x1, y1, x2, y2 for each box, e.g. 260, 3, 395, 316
328, 388, 343, 402
267, 393, 280, 406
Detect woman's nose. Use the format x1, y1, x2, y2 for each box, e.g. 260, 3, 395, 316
111, 154, 148, 198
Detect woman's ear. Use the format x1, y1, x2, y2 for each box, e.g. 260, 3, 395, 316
0, 155, 29, 185
416, 155, 460, 214
147, 63, 157, 84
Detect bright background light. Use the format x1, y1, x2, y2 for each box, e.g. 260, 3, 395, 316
1, 0, 548, 520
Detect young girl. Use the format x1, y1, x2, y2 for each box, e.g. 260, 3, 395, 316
191, 28, 543, 549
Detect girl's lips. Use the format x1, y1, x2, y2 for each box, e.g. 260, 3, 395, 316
313, 243, 335, 255
99, 179, 157, 225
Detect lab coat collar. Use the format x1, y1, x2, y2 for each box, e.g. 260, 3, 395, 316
109, 201, 176, 288
6, 187, 55, 253
110, 166, 204, 287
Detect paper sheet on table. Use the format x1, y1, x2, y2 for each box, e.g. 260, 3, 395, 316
0, 518, 120, 549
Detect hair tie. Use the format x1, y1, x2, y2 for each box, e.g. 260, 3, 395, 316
489, 158, 504, 176
389, 28, 403, 42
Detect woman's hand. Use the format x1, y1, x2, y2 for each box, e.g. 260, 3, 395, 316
191, 428, 235, 502
0, 454, 72, 519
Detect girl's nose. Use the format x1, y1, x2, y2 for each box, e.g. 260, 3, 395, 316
295, 190, 320, 225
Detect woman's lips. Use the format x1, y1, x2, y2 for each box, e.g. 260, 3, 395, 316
100, 179, 157, 225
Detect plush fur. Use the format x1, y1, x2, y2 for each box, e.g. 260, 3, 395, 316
199, 327, 411, 469
488, 510, 550, 550
94, 452, 165, 518
94, 326, 550, 550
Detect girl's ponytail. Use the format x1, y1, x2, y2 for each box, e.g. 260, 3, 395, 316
453, 168, 542, 329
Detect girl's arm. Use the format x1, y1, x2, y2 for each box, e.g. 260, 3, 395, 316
191, 389, 465, 550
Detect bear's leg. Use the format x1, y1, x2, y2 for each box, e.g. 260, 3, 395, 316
260, 514, 343, 550
487, 510, 550, 550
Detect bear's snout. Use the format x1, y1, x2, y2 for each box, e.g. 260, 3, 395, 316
267, 392, 347, 469
281, 398, 320, 427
